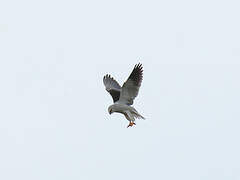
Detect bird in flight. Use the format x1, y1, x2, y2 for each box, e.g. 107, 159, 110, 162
103, 63, 145, 128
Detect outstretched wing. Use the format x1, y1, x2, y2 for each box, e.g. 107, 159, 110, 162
119, 63, 143, 105
103, 74, 122, 103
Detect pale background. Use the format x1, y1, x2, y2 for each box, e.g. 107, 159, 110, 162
0, 0, 240, 179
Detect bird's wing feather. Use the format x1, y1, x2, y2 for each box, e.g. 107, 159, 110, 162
118, 63, 143, 105
103, 74, 121, 103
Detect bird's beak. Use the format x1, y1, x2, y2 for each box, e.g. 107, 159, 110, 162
109, 110, 112, 115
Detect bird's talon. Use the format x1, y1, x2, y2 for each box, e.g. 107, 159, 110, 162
127, 122, 136, 128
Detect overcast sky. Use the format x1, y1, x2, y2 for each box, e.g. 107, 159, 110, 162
0, 0, 240, 179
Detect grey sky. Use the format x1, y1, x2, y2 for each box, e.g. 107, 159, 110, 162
0, 0, 240, 179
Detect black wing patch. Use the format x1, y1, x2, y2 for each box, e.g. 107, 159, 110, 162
108, 89, 121, 102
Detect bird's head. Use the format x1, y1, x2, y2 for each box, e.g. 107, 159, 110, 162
108, 105, 115, 115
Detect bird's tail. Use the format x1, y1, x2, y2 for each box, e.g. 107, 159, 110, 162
135, 113, 145, 120
131, 108, 145, 120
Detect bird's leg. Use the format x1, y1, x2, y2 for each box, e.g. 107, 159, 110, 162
127, 121, 136, 128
